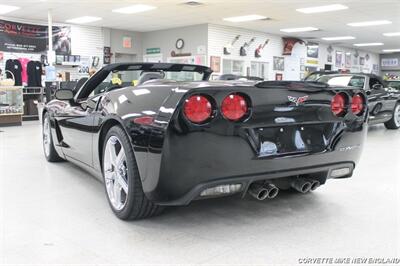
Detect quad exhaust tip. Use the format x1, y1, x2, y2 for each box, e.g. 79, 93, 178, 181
248, 183, 279, 200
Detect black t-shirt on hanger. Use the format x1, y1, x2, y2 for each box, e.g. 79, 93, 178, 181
5, 59, 23, 86
27, 61, 43, 87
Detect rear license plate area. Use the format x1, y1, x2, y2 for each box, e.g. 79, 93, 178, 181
255, 124, 333, 157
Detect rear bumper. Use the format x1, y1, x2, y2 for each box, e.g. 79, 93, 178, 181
142, 123, 367, 206
156, 162, 354, 206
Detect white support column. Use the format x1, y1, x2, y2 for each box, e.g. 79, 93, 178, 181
47, 9, 53, 66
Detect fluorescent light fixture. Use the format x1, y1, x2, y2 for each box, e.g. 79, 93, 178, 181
322, 36, 355, 41
280, 27, 319, 33
347, 20, 392, 27
383, 32, 400, 37
66, 16, 102, 24
353, 43, 384, 47
0, 4, 20, 14
296, 4, 348, 14
112, 4, 156, 14
223, 14, 266, 22
382, 49, 400, 53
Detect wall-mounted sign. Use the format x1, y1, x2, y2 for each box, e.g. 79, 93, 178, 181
282, 37, 304, 56
306, 43, 319, 59
146, 47, 161, 54
381, 58, 399, 67
306, 59, 319, 65
335, 51, 343, 67
0, 19, 71, 54
122, 36, 132, 49
210, 56, 221, 73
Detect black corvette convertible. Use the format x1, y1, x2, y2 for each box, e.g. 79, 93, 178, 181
42, 63, 367, 220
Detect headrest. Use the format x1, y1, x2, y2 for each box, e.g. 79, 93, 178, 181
137, 72, 164, 85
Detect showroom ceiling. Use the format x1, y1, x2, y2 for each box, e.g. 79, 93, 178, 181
1, 0, 400, 53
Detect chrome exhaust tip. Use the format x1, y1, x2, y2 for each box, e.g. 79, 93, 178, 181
291, 178, 312, 193
264, 183, 279, 199
310, 180, 321, 191
248, 183, 269, 201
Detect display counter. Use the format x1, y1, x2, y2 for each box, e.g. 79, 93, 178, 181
0, 86, 23, 126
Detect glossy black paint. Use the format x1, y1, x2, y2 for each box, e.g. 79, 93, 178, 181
44, 63, 368, 206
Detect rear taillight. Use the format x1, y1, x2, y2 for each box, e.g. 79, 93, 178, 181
221, 94, 248, 121
351, 94, 364, 116
183, 95, 212, 124
331, 93, 347, 116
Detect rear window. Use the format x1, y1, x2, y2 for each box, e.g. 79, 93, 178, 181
317, 76, 365, 88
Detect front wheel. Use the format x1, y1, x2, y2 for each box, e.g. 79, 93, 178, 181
102, 125, 163, 220
42, 112, 63, 162
384, 103, 400, 129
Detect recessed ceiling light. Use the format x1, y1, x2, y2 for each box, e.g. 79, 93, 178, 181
322, 36, 355, 41
0, 4, 20, 14
66, 16, 102, 24
112, 4, 157, 14
296, 4, 348, 14
280, 27, 319, 33
347, 20, 392, 27
223, 15, 267, 22
383, 32, 400, 37
382, 49, 400, 53
353, 43, 384, 47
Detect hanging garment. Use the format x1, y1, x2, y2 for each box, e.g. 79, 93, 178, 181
27, 61, 43, 87
5, 59, 22, 86
18, 58, 30, 86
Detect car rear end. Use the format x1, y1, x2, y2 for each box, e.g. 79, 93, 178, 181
146, 81, 368, 205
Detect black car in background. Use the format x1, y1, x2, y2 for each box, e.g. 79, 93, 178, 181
42, 63, 368, 220
317, 74, 400, 129
387, 80, 400, 91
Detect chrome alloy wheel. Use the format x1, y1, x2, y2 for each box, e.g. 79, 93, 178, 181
103, 136, 129, 211
394, 105, 400, 127
43, 116, 51, 157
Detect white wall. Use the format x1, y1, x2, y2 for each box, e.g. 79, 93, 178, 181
207, 24, 380, 80
142, 24, 208, 62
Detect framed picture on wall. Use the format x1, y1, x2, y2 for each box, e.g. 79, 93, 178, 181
210, 56, 221, 73
327, 54, 332, 63
273, 56, 284, 71
335, 51, 343, 67
345, 53, 351, 68
360, 57, 365, 66
275, 73, 283, 80
306, 43, 319, 59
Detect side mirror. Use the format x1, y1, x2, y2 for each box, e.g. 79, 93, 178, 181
55, 89, 74, 101
372, 84, 383, 90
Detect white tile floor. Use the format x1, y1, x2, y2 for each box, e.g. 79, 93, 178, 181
0, 121, 399, 265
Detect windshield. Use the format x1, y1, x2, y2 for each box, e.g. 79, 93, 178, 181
317, 75, 365, 88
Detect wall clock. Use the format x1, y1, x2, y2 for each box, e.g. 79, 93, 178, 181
176, 38, 185, 50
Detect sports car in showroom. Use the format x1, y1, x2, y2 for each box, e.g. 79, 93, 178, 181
317, 73, 400, 129
42, 63, 368, 220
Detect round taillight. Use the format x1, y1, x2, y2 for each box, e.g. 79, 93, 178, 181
351, 94, 364, 116
221, 94, 248, 121
183, 95, 212, 124
331, 93, 347, 116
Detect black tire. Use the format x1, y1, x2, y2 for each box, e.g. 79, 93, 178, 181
42, 112, 64, 162
102, 125, 163, 220
384, 102, 400, 129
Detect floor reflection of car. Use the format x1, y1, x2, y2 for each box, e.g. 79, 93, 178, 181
317, 74, 400, 129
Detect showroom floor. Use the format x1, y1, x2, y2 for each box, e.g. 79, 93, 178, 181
0, 121, 399, 264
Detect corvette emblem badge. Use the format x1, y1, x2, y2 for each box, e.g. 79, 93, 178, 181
288, 95, 309, 106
